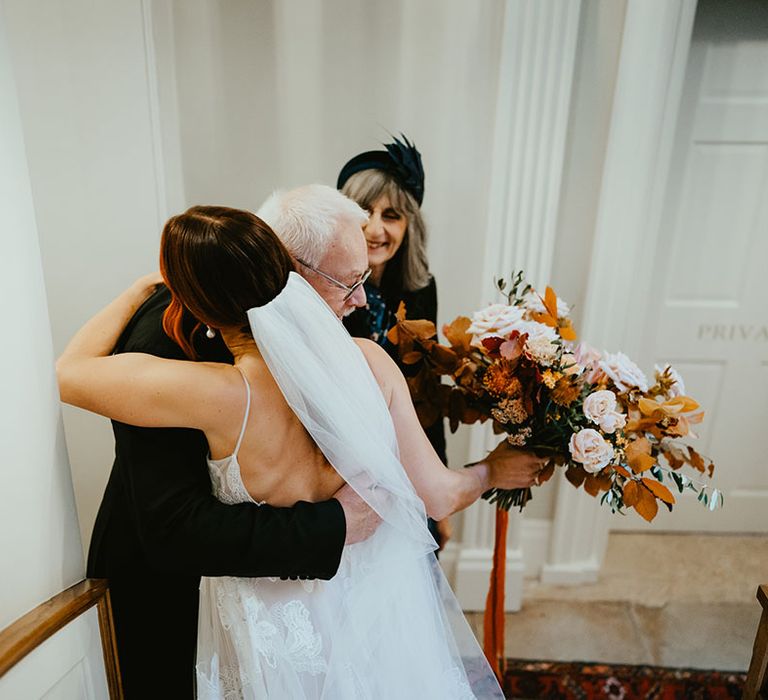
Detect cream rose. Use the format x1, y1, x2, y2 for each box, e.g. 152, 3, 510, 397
467, 303, 525, 341
568, 428, 615, 473
598, 411, 626, 434
599, 351, 649, 393
583, 390, 626, 433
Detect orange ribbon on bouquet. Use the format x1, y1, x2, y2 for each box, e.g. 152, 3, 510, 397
482, 507, 508, 682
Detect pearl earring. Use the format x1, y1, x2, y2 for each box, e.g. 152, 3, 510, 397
205, 326, 216, 339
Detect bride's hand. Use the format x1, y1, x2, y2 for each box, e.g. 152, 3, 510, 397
484, 442, 546, 490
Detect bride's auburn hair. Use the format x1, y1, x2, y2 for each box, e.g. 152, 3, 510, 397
160, 205, 293, 359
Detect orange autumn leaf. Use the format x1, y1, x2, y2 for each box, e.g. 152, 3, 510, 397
529, 288, 559, 329
401, 318, 437, 341
625, 437, 656, 473
429, 344, 459, 373
666, 416, 690, 438
638, 398, 661, 416
641, 478, 676, 506
395, 301, 407, 323
530, 314, 556, 330
624, 417, 657, 434
401, 351, 424, 365
623, 480, 641, 507
443, 316, 473, 353
613, 465, 632, 479
543, 286, 558, 319
565, 464, 587, 488
584, 471, 612, 497
537, 461, 556, 485
634, 485, 659, 522
660, 444, 685, 470
529, 286, 577, 340
558, 319, 577, 341
688, 446, 707, 473
666, 396, 700, 413
638, 396, 700, 417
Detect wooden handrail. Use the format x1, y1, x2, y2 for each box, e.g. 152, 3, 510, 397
0, 578, 122, 698
745, 585, 768, 700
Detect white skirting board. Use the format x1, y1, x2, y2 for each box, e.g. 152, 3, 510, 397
440, 518, 554, 612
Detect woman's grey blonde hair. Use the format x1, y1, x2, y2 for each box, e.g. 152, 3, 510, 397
341, 169, 431, 292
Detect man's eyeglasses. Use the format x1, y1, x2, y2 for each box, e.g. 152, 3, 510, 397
295, 258, 372, 302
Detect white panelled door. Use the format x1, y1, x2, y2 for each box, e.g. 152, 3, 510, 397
616, 1, 768, 532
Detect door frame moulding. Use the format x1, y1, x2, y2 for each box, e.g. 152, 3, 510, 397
541, 0, 700, 585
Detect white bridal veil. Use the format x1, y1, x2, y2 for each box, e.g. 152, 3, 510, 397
197, 272, 502, 698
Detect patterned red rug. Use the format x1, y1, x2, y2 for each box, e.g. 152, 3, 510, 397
502, 659, 746, 699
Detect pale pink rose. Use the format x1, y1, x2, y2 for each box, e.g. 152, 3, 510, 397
568, 428, 615, 473
467, 303, 525, 341
573, 342, 604, 383
599, 352, 649, 393
573, 342, 601, 368
522, 290, 571, 318
655, 363, 686, 398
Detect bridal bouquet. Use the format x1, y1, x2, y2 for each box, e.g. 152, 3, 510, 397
390, 272, 719, 679
389, 272, 718, 523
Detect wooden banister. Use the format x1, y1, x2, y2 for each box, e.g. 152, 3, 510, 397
745, 585, 768, 700
0, 578, 122, 698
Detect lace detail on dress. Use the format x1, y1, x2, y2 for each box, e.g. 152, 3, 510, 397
272, 600, 326, 674
207, 454, 264, 506
200, 576, 327, 697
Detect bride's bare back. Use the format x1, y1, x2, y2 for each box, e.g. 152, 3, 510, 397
207, 352, 345, 507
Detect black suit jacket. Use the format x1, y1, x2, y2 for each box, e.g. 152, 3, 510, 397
87, 286, 345, 697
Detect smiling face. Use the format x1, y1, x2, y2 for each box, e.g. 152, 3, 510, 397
363, 194, 408, 270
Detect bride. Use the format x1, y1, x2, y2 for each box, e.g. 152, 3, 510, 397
57, 205, 543, 698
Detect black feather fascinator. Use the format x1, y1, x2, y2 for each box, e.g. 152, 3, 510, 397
337, 133, 425, 205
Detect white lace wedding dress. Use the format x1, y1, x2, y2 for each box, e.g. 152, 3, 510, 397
195, 272, 503, 699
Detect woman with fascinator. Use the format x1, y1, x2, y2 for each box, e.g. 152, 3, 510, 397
56, 203, 543, 697
339, 135, 452, 550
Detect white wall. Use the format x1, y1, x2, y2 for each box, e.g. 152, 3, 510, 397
165, 0, 508, 471
4, 1, 176, 551
0, 3, 83, 630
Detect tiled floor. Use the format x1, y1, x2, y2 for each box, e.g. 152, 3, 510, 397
466, 532, 768, 671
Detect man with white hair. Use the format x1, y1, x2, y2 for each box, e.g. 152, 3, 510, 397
257, 184, 371, 319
